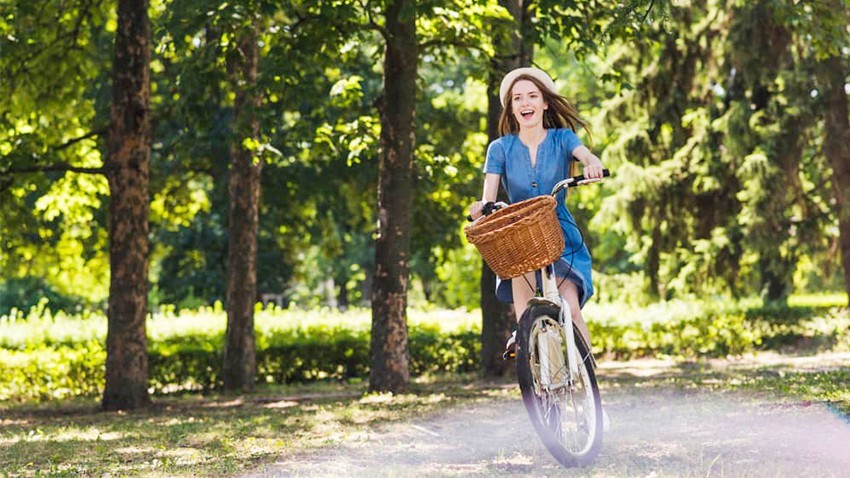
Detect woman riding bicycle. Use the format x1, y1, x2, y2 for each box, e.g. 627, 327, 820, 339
468, 66, 605, 358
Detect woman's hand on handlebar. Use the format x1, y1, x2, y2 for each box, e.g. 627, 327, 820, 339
469, 200, 486, 221
581, 163, 605, 184
468, 200, 506, 221
573, 146, 605, 185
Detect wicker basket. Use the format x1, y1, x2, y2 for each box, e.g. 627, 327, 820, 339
464, 196, 564, 279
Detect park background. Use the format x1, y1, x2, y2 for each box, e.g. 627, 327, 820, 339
1, 0, 849, 475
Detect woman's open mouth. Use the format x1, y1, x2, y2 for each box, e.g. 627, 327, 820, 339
520, 109, 534, 119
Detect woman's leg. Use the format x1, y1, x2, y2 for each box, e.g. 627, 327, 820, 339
511, 271, 537, 321
559, 279, 606, 426
558, 279, 591, 350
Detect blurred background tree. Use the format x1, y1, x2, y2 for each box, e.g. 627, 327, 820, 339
1, 0, 848, 318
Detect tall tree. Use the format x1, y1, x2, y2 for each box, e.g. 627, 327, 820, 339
815, 0, 850, 306
822, 55, 850, 305
223, 12, 262, 392
102, 0, 153, 411
370, 0, 418, 392
728, 0, 817, 304
480, 0, 534, 377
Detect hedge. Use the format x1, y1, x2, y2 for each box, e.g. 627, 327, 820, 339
2, 298, 848, 403
0, 326, 480, 403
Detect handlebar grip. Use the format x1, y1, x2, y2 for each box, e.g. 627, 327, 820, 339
467, 201, 499, 222
566, 169, 610, 187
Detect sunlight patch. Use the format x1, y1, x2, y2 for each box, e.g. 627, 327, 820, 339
262, 400, 299, 409
158, 446, 205, 465
160, 416, 200, 426
115, 445, 157, 455
0, 418, 30, 427
203, 398, 245, 408
424, 393, 449, 404
492, 451, 534, 465
359, 392, 398, 404
14, 427, 123, 444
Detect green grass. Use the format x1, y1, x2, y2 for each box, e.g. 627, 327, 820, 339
0, 376, 516, 477
734, 368, 850, 417
603, 354, 850, 419
2, 355, 847, 477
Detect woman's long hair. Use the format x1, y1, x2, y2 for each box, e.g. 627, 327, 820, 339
498, 74, 590, 138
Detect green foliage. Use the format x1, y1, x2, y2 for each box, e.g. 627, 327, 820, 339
0, 305, 481, 402
737, 369, 850, 417
3, 296, 848, 403
430, 242, 482, 309
0, 278, 88, 316
584, 295, 850, 360
585, 0, 843, 302
0, 0, 113, 305
0, 341, 105, 402
1, 0, 847, 313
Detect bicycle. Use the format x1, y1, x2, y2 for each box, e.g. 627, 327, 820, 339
465, 169, 609, 467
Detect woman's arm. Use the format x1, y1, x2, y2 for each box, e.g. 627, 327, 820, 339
572, 145, 605, 182
469, 173, 501, 219
481, 173, 500, 202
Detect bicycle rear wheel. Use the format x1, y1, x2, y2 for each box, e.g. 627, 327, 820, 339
516, 303, 603, 467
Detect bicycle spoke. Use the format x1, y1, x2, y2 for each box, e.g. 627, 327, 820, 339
517, 306, 602, 467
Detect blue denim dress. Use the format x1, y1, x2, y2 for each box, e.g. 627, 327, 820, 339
483, 128, 594, 308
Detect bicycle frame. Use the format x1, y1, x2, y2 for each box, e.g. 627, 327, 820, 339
528, 265, 579, 385
527, 173, 606, 384
481, 169, 609, 467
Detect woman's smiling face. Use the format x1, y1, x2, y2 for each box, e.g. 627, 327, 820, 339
510, 79, 548, 129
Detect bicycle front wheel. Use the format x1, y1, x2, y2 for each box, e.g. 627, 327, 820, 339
516, 303, 603, 467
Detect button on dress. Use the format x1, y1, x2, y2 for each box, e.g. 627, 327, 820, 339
482, 128, 594, 308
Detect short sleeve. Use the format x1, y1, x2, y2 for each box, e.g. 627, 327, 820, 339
483, 140, 505, 175
560, 129, 583, 156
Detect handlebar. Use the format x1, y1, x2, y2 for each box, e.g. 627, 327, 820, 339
550, 169, 610, 196
466, 201, 508, 222
467, 169, 610, 222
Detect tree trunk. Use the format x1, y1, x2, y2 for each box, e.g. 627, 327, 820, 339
821, 54, 850, 306
370, 0, 417, 393
102, 0, 152, 411
223, 19, 261, 392
759, 112, 803, 305
481, 0, 534, 377
479, 0, 534, 378
752, 9, 798, 305
480, 261, 514, 375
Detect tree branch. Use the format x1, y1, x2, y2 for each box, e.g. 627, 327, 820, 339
5, 0, 100, 94
641, 0, 657, 23
357, 0, 387, 40
56, 128, 107, 151
419, 38, 488, 55
1, 162, 106, 176
0, 128, 108, 176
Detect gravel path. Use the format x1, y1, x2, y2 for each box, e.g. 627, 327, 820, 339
244, 361, 850, 477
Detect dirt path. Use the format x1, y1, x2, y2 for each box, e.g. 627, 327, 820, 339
244, 361, 850, 477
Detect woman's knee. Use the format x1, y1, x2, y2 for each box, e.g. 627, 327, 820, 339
558, 281, 582, 316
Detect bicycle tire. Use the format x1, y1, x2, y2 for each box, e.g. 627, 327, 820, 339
516, 303, 603, 467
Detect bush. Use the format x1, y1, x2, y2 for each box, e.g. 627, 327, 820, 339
0, 277, 88, 316
1, 297, 847, 403
0, 341, 105, 402
0, 309, 480, 402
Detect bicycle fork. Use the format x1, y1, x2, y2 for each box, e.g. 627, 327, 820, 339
530, 265, 580, 388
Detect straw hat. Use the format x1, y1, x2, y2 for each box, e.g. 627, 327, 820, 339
499, 67, 557, 107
